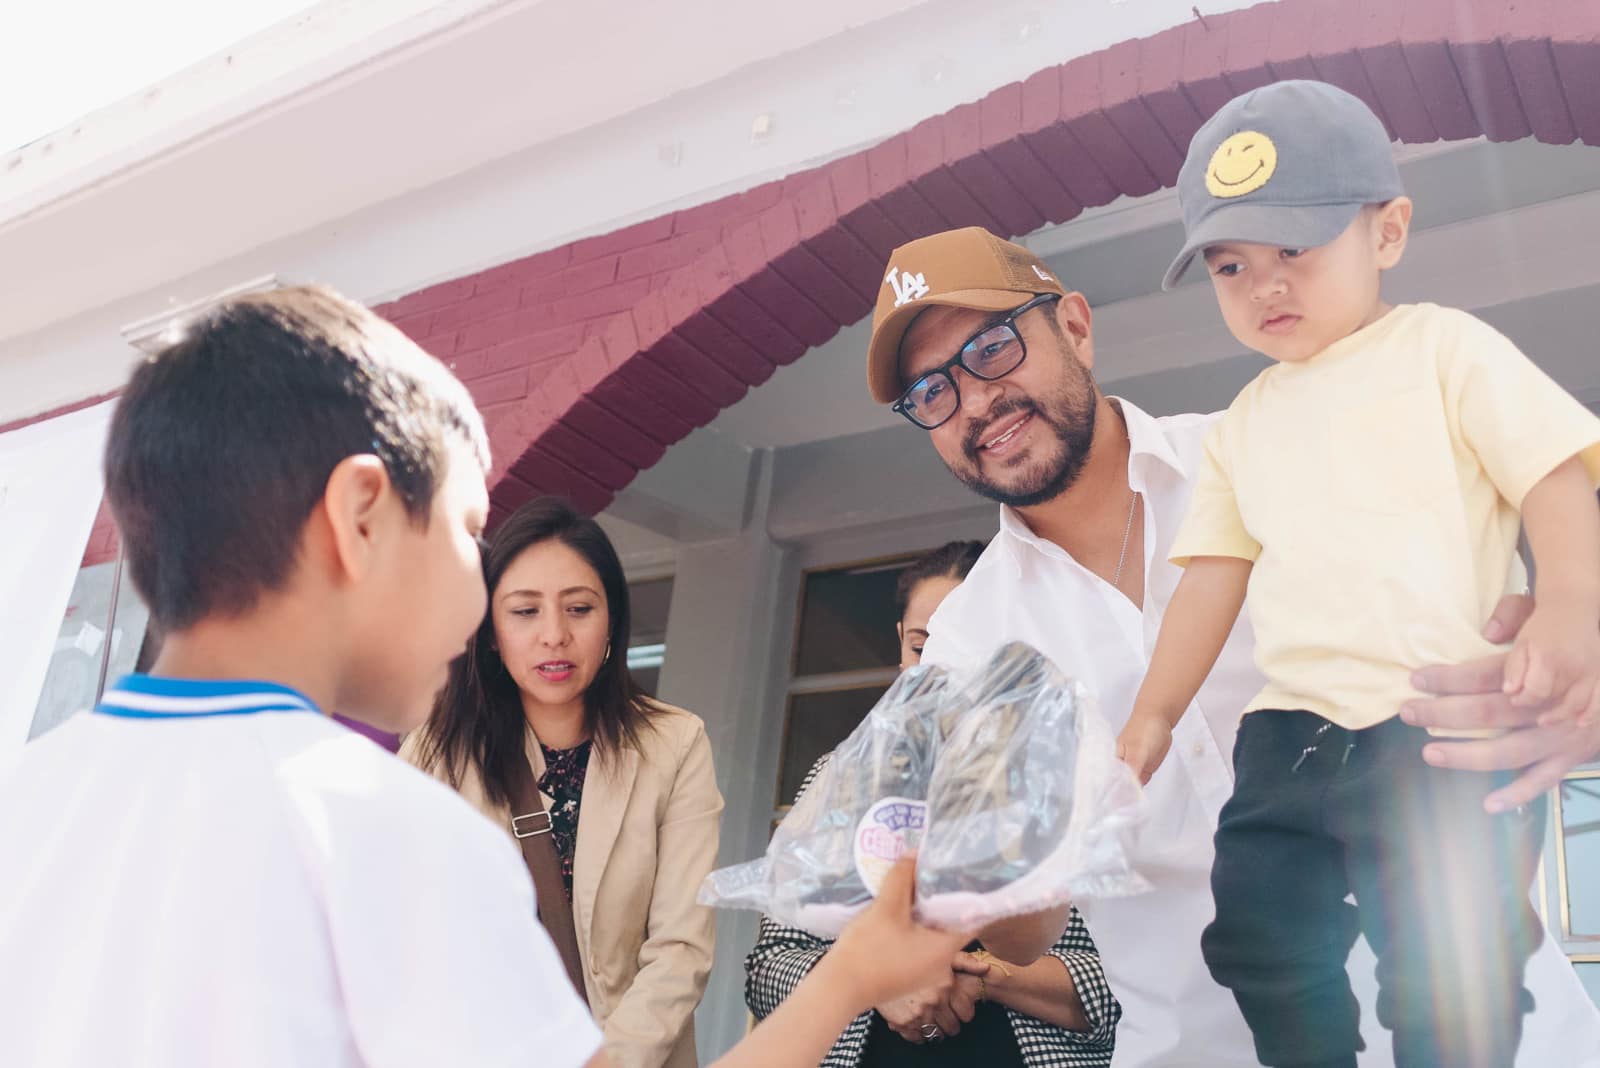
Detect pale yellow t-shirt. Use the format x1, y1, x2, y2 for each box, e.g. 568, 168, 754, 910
1170, 303, 1600, 732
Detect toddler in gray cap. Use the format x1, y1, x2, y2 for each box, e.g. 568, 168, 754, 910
1118, 80, 1600, 1068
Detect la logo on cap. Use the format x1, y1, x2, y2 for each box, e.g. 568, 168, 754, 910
885, 266, 930, 308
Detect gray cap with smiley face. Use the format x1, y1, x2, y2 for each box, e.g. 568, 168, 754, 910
1161, 79, 1405, 291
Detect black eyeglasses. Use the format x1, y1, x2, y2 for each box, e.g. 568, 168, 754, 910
891, 293, 1061, 430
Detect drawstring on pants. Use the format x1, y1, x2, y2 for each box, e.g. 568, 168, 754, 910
1291, 722, 1356, 772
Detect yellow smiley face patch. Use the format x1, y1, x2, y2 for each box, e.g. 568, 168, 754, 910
1206, 131, 1278, 198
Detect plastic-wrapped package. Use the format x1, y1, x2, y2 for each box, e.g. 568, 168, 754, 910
699, 642, 1146, 936
697, 664, 953, 936
914, 642, 1147, 930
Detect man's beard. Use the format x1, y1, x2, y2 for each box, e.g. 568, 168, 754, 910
950, 369, 1097, 509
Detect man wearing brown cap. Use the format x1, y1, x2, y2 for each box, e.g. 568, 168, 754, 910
865, 225, 1600, 1068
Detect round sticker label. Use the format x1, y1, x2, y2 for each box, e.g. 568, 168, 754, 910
853, 796, 926, 896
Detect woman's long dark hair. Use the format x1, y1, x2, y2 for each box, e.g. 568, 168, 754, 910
414, 497, 660, 808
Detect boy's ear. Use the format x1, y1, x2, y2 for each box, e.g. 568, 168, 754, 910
321, 454, 396, 584
1374, 196, 1413, 271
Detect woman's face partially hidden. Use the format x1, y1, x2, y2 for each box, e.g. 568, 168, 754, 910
897, 574, 963, 670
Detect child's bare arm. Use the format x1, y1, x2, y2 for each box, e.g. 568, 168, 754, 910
1511, 456, 1600, 722
1118, 556, 1252, 782
710, 858, 971, 1068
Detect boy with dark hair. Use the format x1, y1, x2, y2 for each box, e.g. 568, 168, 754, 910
1119, 81, 1600, 1068
105, 285, 491, 639
0, 285, 602, 1067
0, 285, 987, 1068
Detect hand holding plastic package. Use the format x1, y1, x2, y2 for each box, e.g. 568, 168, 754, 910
699, 642, 1147, 936
696, 664, 952, 936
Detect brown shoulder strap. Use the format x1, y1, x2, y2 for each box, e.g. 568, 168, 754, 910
507, 747, 586, 996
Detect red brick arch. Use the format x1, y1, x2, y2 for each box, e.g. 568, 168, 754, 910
378, 0, 1596, 522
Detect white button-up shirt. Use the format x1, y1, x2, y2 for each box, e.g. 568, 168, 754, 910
921, 399, 1600, 1068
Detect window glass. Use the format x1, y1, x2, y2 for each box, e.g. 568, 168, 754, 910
776, 684, 891, 806
1575, 962, 1600, 1006
628, 576, 673, 698
1560, 776, 1600, 941
31, 556, 149, 740
792, 563, 907, 676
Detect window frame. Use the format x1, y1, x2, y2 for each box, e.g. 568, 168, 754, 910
1549, 767, 1600, 961
771, 550, 921, 816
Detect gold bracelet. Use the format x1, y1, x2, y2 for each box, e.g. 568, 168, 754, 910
972, 949, 1014, 978
978, 974, 987, 1001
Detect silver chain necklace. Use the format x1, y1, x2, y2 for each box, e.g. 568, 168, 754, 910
1112, 490, 1140, 589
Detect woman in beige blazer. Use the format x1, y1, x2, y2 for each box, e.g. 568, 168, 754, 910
406, 498, 722, 1068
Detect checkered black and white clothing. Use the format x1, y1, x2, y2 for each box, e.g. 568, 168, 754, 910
744, 755, 1119, 1067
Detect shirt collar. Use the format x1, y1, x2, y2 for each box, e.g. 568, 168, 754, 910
95, 674, 321, 719
996, 396, 1188, 564
1116, 396, 1189, 481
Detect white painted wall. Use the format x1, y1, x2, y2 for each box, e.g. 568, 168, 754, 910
0, 0, 1266, 424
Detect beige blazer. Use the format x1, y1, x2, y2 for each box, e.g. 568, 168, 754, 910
405, 705, 723, 1068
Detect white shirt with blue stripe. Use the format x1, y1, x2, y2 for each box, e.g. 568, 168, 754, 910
0, 674, 602, 1068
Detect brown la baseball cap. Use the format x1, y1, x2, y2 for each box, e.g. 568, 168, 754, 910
866, 226, 1066, 404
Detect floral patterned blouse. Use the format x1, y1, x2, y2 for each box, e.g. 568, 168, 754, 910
537, 739, 592, 901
